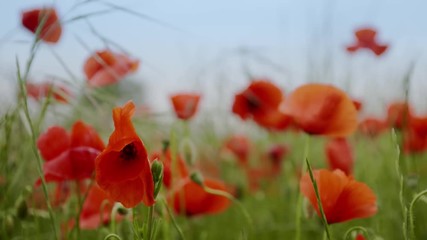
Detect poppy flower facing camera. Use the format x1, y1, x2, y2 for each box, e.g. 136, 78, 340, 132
95, 101, 155, 208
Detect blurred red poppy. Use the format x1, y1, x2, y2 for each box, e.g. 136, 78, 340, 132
232, 80, 290, 130
387, 102, 412, 130
80, 184, 116, 229
52, 182, 71, 207
281, 83, 358, 137
21, 8, 62, 43
150, 149, 189, 188
26, 82, 70, 103
245, 167, 268, 192
346, 27, 388, 56
84, 50, 139, 87
36, 121, 104, 185
95, 101, 155, 208
358, 118, 388, 137
169, 177, 231, 216
223, 135, 251, 166
265, 144, 289, 176
170, 93, 201, 120
325, 138, 354, 175
403, 129, 427, 154
300, 169, 377, 224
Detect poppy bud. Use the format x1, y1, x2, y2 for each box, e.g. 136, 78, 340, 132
190, 171, 204, 187
151, 160, 164, 198
161, 140, 170, 153
117, 206, 129, 216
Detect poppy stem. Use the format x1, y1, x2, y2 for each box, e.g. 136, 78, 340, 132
305, 158, 332, 240
392, 129, 409, 239
407, 189, 427, 240
103, 233, 122, 240
203, 186, 254, 233
295, 134, 310, 240
74, 181, 82, 239
146, 205, 155, 240
162, 199, 186, 240
15, 35, 59, 239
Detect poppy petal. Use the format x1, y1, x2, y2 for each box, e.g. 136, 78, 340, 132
37, 126, 71, 162
71, 121, 105, 151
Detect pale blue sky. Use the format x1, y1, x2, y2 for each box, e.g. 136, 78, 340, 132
1, 0, 427, 116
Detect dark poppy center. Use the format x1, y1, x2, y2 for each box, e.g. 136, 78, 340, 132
245, 95, 260, 111
120, 143, 137, 161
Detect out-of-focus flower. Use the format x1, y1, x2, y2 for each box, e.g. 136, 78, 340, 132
358, 118, 388, 138
84, 50, 139, 87
169, 177, 231, 216
281, 83, 358, 137
325, 138, 354, 175
170, 93, 201, 120
300, 169, 377, 224
346, 27, 388, 56
21, 7, 62, 43
26, 82, 71, 103
36, 121, 104, 185
223, 135, 251, 166
232, 79, 291, 130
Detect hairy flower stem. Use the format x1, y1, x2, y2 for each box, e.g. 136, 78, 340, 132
407, 189, 427, 239
306, 158, 332, 240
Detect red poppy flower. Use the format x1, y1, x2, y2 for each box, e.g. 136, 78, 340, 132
358, 118, 387, 137
265, 144, 289, 176
84, 50, 139, 87
245, 167, 269, 192
169, 177, 231, 216
281, 83, 358, 137
346, 27, 388, 56
150, 149, 189, 188
325, 138, 354, 175
170, 93, 201, 120
21, 8, 62, 43
30, 182, 72, 209
400, 115, 427, 154
52, 182, 71, 207
232, 80, 290, 130
300, 169, 377, 224
95, 101, 155, 208
80, 184, 116, 229
36, 121, 105, 185
387, 102, 412, 129
26, 82, 71, 103
223, 135, 251, 166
